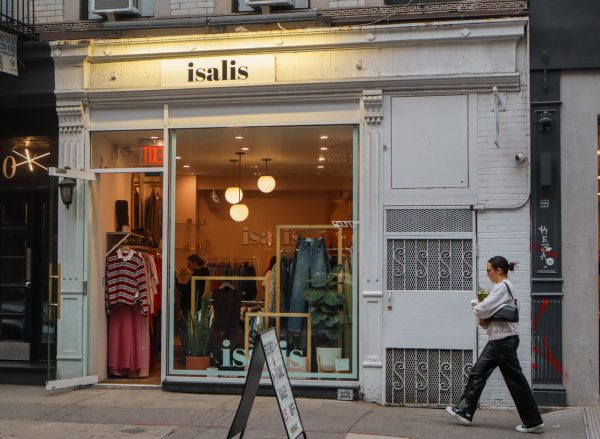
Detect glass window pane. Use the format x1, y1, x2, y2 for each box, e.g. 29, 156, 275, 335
169, 125, 357, 381
0, 317, 25, 340
0, 258, 25, 284
0, 287, 26, 313
91, 130, 164, 169
0, 231, 26, 254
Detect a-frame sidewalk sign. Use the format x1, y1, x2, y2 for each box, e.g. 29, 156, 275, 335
227, 327, 307, 439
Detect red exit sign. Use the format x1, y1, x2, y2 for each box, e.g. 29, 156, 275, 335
142, 145, 164, 165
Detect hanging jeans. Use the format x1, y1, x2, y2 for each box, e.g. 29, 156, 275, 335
456, 335, 543, 428
288, 237, 329, 332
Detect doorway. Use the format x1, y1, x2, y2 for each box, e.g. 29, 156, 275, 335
0, 189, 56, 383
97, 172, 164, 385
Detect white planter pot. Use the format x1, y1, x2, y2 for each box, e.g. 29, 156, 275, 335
317, 347, 342, 372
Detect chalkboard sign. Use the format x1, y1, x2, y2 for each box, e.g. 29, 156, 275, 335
227, 328, 306, 439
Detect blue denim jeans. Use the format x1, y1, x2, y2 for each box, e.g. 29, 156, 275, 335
288, 237, 329, 331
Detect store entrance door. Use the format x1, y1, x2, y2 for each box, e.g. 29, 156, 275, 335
0, 192, 35, 362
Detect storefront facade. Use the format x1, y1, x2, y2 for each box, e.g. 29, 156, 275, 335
49, 18, 531, 406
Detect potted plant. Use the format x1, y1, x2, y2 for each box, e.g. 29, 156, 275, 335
185, 294, 211, 370
303, 269, 345, 372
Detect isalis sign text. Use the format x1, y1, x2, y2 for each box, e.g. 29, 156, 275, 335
161, 55, 276, 88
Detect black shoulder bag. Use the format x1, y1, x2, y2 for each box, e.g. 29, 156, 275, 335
487, 282, 519, 323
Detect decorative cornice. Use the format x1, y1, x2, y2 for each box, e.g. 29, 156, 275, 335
71, 73, 521, 107
57, 102, 85, 134
321, 2, 527, 20
363, 90, 383, 125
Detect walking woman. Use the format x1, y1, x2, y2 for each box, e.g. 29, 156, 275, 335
446, 256, 544, 434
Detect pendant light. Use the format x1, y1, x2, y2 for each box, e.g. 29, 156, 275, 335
257, 158, 276, 193
225, 158, 244, 204
230, 152, 249, 222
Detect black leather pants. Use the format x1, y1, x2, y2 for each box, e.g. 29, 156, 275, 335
457, 335, 543, 427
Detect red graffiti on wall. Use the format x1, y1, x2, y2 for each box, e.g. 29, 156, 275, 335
531, 298, 564, 375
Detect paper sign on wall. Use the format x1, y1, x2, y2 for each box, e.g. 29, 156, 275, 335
0, 30, 18, 76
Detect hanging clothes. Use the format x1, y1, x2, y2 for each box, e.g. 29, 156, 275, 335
208, 284, 245, 365
144, 190, 162, 243
105, 249, 149, 315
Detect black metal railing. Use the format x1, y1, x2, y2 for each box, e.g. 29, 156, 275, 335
0, 0, 35, 37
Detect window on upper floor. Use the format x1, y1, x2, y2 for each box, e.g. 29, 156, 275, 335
88, 0, 154, 19
236, 0, 308, 13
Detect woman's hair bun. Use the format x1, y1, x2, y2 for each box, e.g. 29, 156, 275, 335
508, 262, 517, 271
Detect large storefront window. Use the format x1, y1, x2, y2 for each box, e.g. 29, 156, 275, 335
169, 125, 358, 380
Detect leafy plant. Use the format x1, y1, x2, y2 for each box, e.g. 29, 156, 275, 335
187, 295, 211, 357
303, 269, 345, 347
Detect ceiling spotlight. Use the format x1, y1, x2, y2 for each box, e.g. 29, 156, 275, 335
235, 136, 244, 140
320, 147, 328, 151
241, 147, 250, 151
317, 165, 325, 169
320, 135, 328, 140
183, 164, 190, 168
318, 157, 326, 162
150, 136, 159, 140
176, 156, 182, 160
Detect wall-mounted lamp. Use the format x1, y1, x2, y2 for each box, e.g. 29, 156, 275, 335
58, 167, 76, 209
538, 111, 554, 132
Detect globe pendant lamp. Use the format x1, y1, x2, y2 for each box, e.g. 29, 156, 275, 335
257, 158, 276, 193
230, 152, 249, 222
225, 158, 243, 204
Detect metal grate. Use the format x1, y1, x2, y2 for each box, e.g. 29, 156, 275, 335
532, 297, 563, 384
387, 239, 473, 291
386, 209, 472, 234
386, 348, 473, 406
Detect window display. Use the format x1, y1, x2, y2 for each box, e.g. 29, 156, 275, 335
169, 125, 357, 380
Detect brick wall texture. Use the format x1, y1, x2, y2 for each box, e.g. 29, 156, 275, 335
34, 0, 64, 23
170, 0, 213, 16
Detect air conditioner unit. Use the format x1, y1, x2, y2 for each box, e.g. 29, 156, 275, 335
92, 0, 140, 16
245, 0, 295, 10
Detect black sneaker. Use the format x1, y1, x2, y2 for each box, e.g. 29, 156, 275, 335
445, 406, 473, 425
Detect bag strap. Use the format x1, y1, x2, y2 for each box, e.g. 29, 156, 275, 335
503, 281, 515, 300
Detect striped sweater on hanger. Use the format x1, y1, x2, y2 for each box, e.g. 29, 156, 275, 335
106, 249, 149, 315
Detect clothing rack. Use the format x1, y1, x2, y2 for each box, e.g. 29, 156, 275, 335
106, 232, 146, 257
203, 256, 260, 276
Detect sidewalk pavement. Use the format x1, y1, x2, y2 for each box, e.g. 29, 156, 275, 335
0, 384, 590, 439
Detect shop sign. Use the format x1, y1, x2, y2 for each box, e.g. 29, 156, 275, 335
161, 55, 275, 88
2, 149, 50, 179
0, 30, 18, 76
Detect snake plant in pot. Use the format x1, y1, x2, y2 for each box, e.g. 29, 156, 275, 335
303, 268, 345, 372
186, 294, 211, 370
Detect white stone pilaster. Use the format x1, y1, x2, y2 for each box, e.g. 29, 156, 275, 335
359, 89, 384, 403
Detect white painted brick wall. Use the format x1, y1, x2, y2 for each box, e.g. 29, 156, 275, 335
34, 0, 63, 23
328, 0, 366, 7
170, 0, 213, 16
476, 208, 532, 409
475, 81, 531, 408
